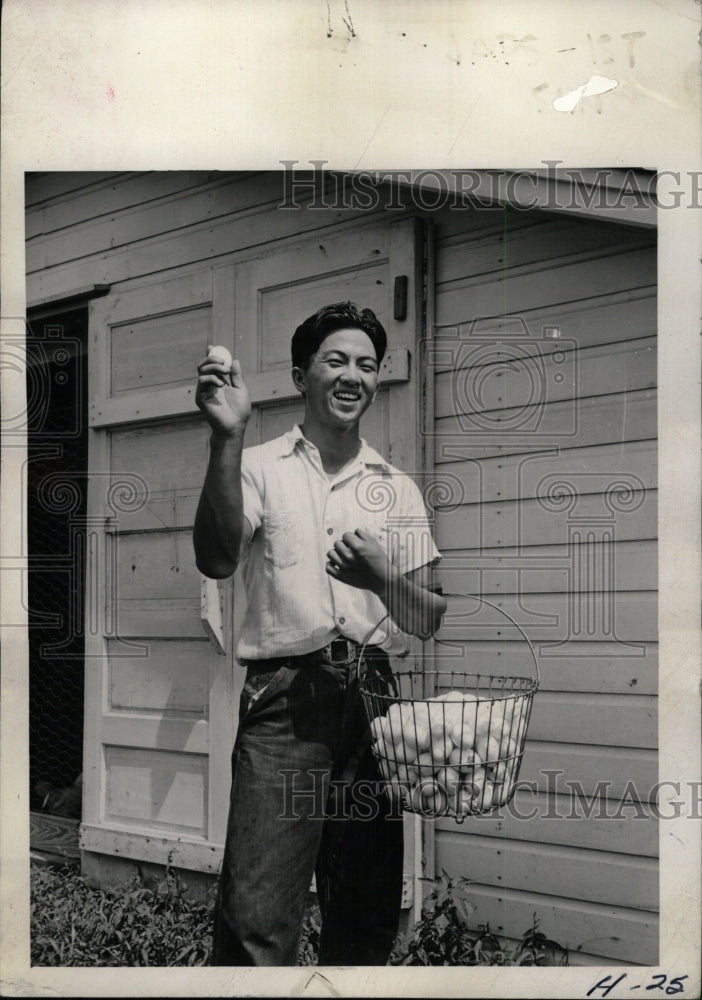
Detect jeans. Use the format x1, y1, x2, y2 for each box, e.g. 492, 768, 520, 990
211, 649, 404, 966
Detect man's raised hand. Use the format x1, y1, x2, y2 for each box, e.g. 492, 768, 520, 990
196, 345, 252, 436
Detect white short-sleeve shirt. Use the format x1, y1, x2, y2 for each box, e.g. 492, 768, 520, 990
236, 424, 441, 660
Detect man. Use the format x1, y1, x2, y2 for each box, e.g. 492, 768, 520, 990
193, 301, 446, 966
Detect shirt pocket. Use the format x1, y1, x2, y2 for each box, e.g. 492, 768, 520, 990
262, 509, 300, 569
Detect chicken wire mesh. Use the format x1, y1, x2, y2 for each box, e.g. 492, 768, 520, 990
27, 311, 87, 816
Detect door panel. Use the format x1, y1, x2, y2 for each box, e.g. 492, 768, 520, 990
110, 307, 212, 395
107, 638, 209, 715
257, 264, 389, 372
104, 746, 208, 834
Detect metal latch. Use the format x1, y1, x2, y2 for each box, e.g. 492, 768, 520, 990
379, 346, 411, 383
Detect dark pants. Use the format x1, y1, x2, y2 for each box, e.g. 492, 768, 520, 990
211, 649, 404, 967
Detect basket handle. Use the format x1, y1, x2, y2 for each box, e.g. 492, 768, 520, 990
357, 613, 391, 677
355, 596, 540, 686
456, 593, 540, 685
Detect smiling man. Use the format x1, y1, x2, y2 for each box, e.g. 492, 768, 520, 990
193, 301, 445, 967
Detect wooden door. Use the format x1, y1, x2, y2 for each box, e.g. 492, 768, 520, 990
81, 215, 427, 893
81, 267, 234, 875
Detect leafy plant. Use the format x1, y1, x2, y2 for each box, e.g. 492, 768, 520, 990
31, 864, 567, 968
513, 916, 569, 966
31, 861, 215, 966
32, 866, 327, 968
296, 897, 322, 965
387, 870, 569, 967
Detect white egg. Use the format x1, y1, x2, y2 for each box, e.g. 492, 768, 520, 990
210, 345, 233, 371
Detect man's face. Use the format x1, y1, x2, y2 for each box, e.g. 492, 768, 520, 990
293, 327, 380, 430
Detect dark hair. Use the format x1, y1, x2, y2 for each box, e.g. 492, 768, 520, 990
291, 302, 387, 370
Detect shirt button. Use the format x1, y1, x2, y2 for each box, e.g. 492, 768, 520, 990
338, 617, 345, 625
327, 527, 334, 535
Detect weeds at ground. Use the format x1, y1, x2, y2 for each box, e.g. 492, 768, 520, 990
388, 870, 569, 966
30, 862, 215, 966
31, 864, 567, 967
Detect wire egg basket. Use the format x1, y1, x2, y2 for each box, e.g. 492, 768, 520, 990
359, 595, 540, 823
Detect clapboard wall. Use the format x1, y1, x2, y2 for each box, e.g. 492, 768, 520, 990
429, 207, 658, 966
25, 172, 658, 966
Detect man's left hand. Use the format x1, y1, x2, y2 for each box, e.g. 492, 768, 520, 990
326, 528, 391, 594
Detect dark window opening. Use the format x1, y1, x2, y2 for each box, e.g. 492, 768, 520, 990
27, 307, 88, 820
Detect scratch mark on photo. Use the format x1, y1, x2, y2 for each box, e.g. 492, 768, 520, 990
353, 103, 391, 169
450, 95, 481, 154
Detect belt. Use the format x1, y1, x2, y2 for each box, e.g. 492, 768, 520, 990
243, 637, 379, 670
318, 637, 364, 664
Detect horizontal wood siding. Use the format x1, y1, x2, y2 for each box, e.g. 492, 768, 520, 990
25, 172, 392, 305
431, 207, 658, 965
440, 884, 657, 966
